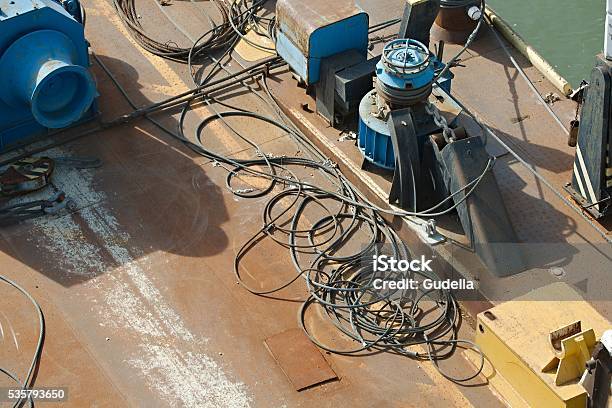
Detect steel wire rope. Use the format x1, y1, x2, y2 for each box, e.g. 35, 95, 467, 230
0, 275, 45, 408
484, 13, 570, 136
113, 0, 270, 63
78, 36, 493, 385
183, 99, 488, 383
172, 69, 487, 382
434, 0, 486, 82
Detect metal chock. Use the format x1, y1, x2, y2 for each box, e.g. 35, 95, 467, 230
388, 108, 420, 212
435, 135, 525, 276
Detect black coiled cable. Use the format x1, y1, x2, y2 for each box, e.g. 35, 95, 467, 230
92, 41, 487, 384
113, 0, 269, 63
179, 87, 486, 384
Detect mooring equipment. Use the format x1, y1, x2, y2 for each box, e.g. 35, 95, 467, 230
565, 22, 612, 219
566, 54, 612, 219
358, 38, 521, 276
358, 38, 439, 172
0, 0, 97, 151
275, 0, 523, 276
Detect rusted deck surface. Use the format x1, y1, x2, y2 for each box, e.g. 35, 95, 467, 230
0, 0, 510, 407
271, 0, 612, 314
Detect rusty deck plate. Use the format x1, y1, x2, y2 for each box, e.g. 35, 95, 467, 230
264, 328, 338, 391
267, 5, 612, 316
1, 0, 597, 406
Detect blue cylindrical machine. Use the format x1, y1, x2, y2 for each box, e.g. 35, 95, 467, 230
0, 30, 96, 129
0, 0, 96, 150
375, 39, 436, 107
358, 39, 437, 169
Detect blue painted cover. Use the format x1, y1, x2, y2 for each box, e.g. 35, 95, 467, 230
276, 11, 369, 85
307, 13, 369, 84
0, 0, 96, 151
376, 39, 435, 91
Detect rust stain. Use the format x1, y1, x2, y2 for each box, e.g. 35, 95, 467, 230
264, 328, 337, 391
276, 0, 365, 55
96, 0, 244, 155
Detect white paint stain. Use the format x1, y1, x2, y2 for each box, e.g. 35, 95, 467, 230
129, 345, 252, 408
5, 148, 251, 407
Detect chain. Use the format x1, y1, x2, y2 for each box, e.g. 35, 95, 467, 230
573, 79, 589, 121
425, 101, 456, 143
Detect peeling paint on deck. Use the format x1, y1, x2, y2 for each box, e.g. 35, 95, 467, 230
4, 148, 251, 407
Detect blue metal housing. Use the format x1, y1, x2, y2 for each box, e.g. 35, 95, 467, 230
358, 91, 395, 170
275, 0, 369, 85
358, 39, 454, 169
0, 0, 97, 151
358, 40, 434, 169
376, 39, 435, 92
358, 82, 457, 170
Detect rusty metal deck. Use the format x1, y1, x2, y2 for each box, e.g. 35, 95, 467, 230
269, 0, 612, 316
0, 0, 504, 406
0, 0, 609, 407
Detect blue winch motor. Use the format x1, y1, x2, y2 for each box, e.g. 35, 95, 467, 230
358, 39, 449, 169
0, 0, 97, 151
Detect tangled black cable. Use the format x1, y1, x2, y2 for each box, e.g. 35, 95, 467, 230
113, 0, 269, 63
88, 30, 490, 382
167, 66, 487, 382
211, 114, 485, 382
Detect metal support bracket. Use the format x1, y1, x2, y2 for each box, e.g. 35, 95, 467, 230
316, 50, 366, 126
434, 135, 525, 276
388, 109, 421, 211
566, 54, 612, 218
543, 321, 598, 386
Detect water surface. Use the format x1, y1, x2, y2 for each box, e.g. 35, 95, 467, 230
487, 0, 604, 87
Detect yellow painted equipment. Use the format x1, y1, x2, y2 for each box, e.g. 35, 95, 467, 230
475, 283, 611, 408
543, 321, 598, 386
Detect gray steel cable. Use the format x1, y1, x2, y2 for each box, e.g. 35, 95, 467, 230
0, 274, 44, 408
434, 0, 486, 82
91, 42, 487, 385
485, 14, 570, 136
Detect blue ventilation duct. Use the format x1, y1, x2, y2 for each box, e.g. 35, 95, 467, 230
0, 0, 97, 151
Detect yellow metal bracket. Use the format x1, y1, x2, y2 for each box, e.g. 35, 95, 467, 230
474, 283, 611, 408
542, 321, 597, 386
